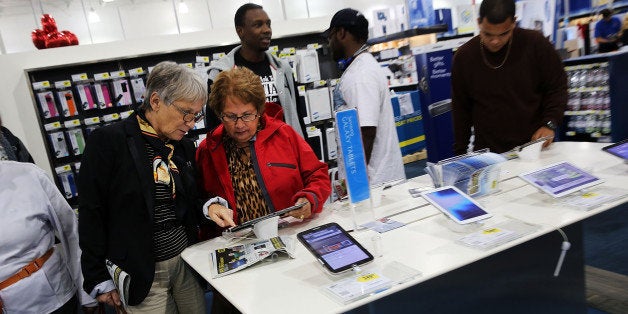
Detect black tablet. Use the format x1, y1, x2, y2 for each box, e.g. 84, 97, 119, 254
228, 202, 306, 233
602, 139, 628, 160
297, 222, 374, 274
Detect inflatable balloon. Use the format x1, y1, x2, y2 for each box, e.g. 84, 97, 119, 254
31, 14, 79, 49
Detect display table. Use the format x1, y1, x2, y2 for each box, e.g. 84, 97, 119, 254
182, 142, 628, 314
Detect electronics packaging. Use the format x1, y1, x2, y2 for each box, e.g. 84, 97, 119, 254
55, 165, 78, 199
48, 131, 69, 158
66, 128, 86, 155
295, 49, 321, 83
306, 88, 332, 122
75, 83, 97, 110
37, 91, 59, 118
112, 79, 132, 106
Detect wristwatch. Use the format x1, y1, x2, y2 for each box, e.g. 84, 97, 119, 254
544, 121, 557, 131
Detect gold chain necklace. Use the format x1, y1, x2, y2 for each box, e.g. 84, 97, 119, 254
480, 36, 513, 70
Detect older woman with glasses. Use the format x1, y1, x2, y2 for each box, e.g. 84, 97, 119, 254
78, 61, 206, 312
196, 67, 330, 234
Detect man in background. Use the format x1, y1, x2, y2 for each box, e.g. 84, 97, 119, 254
451, 0, 567, 155
595, 8, 621, 53
206, 3, 305, 138
325, 8, 405, 187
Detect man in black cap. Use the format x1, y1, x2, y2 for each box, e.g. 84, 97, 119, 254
324, 8, 406, 188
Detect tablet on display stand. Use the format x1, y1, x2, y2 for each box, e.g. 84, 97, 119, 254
518, 161, 604, 198
420, 186, 493, 233
602, 139, 628, 163
518, 161, 626, 210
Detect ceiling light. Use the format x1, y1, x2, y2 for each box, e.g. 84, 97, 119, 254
178, 0, 189, 14
88, 7, 101, 23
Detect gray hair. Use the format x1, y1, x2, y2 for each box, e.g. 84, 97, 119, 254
140, 61, 207, 111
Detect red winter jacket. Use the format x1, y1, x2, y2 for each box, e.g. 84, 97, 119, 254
196, 115, 330, 229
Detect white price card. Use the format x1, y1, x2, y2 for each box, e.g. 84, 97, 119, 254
325, 273, 392, 304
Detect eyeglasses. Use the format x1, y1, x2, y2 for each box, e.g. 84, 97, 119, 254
220, 113, 260, 124
170, 102, 205, 123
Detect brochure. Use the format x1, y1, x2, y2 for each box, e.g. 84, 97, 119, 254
209, 236, 295, 278
425, 151, 506, 197
105, 259, 131, 309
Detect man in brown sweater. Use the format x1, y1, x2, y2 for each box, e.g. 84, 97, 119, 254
451, 0, 567, 155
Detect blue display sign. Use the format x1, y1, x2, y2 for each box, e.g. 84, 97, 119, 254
335, 109, 370, 203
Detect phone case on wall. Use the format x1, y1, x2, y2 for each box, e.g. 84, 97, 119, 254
94, 82, 113, 109
66, 128, 86, 155
130, 77, 146, 104
76, 84, 97, 110
57, 90, 78, 117
113, 79, 132, 106
37, 91, 59, 118
56, 168, 78, 199
48, 131, 69, 158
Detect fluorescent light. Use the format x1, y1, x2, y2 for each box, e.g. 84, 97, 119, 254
178, 1, 189, 14
102, 0, 115, 2
88, 8, 101, 23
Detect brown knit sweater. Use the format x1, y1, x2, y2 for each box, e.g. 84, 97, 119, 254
451, 27, 568, 154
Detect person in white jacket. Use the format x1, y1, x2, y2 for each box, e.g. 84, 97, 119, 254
0, 161, 97, 313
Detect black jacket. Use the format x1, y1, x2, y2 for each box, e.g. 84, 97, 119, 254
0, 126, 34, 163
78, 113, 200, 305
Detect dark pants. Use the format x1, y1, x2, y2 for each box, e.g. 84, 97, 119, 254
51, 294, 78, 314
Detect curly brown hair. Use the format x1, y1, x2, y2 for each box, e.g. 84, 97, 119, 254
208, 67, 266, 117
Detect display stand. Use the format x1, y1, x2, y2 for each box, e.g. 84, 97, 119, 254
424, 149, 506, 197
561, 187, 628, 210
322, 261, 421, 305
457, 219, 541, 251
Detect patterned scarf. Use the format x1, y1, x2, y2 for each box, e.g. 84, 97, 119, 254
137, 114, 178, 197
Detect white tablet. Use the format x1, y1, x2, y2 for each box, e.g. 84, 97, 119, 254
518, 161, 604, 198
421, 186, 492, 224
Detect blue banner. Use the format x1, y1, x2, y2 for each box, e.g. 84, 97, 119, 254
335, 109, 370, 203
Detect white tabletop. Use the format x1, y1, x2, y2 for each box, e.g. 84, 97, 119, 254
182, 141, 628, 314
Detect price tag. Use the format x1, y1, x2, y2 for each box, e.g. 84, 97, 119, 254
64, 119, 81, 128
71, 73, 89, 82
297, 85, 306, 96
128, 67, 145, 76
55, 164, 73, 174
307, 43, 320, 49
44, 121, 62, 131
120, 110, 134, 119
181, 63, 194, 69
269, 45, 279, 52
54, 80, 72, 88
102, 113, 120, 122
84, 117, 101, 125
32, 81, 51, 90
94, 72, 110, 81
212, 52, 226, 60
196, 56, 210, 63
110, 71, 126, 78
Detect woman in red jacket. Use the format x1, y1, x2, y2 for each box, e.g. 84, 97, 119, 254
196, 67, 330, 234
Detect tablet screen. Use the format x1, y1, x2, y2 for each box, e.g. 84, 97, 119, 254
603, 140, 628, 160
297, 223, 373, 273
518, 161, 603, 198
421, 186, 492, 224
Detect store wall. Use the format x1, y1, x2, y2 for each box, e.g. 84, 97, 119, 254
0, 16, 329, 176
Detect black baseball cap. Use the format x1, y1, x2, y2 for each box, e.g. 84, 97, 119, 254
322, 8, 368, 38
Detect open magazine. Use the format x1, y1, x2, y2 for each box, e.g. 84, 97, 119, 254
209, 236, 295, 278
105, 259, 130, 309
425, 151, 506, 197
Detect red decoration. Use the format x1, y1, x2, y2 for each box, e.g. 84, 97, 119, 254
31, 14, 79, 49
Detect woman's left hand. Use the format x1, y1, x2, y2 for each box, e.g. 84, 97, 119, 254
288, 197, 312, 220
